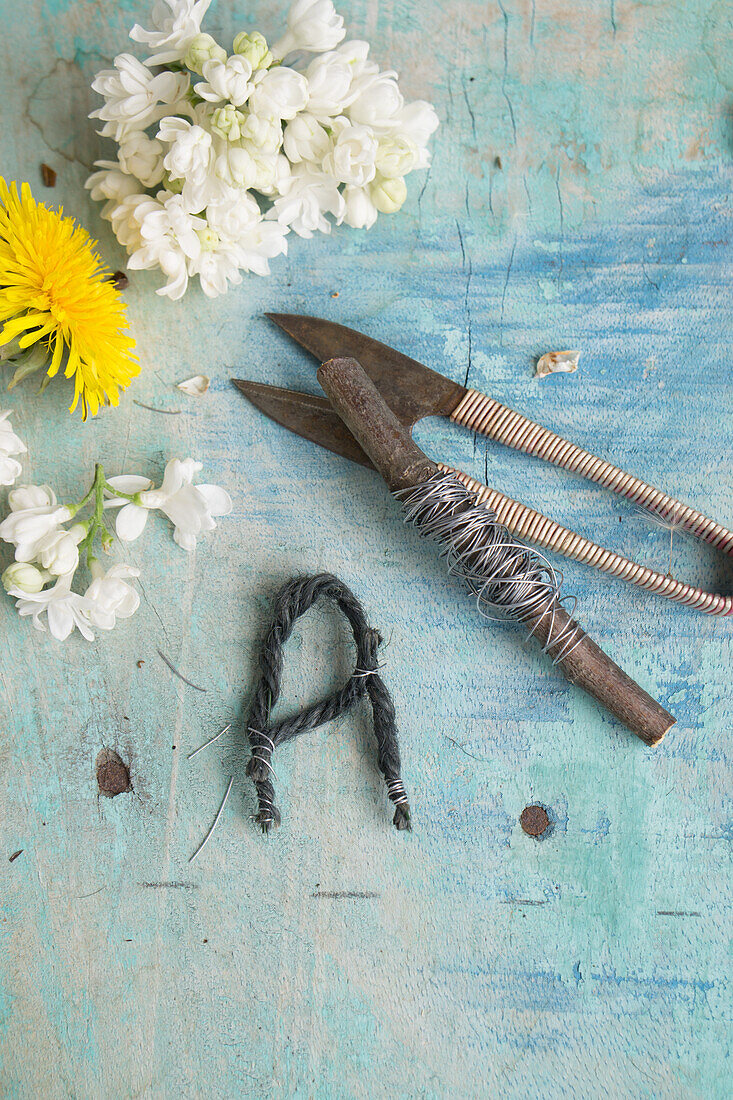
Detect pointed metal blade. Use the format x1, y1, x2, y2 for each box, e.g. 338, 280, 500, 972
265, 313, 466, 430
231, 379, 375, 468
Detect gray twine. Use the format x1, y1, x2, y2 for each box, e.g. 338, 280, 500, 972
246, 573, 410, 833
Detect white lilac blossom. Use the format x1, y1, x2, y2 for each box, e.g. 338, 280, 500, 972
235, 220, 290, 276
322, 121, 378, 186
272, 0, 346, 60
10, 575, 97, 642
370, 175, 408, 214
0, 502, 74, 562
375, 134, 419, 179
87, 0, 438, 298
118, 131, 166, 187
130, 0, 213, 66
158, 118, 213, 184
108, 458, 232, 550
271, 167, 344, 237
85, 161, 142, 218
85, 563, 141, 631
0, 457, 231, 643
282, 113, 330, 163
348, 72, 404, 130
195, 56, 254, 107
35, 524, 86, 577
339, 183, 378, 229
189, 239, 245, 297
126, 193, 205, 300
303, 52, 354, 120
210, 105, 247, 142
90, 54, 189, 142
0, 410, 27, 486
249, 67, 309, 121
7, 484, 56, 511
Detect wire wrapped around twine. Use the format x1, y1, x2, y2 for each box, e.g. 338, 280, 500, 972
245, 573, 410, 833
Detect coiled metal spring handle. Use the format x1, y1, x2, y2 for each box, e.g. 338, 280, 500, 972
450, 390, 733, 616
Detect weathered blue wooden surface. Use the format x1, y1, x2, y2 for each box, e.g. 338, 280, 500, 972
1, 2, 731, 1097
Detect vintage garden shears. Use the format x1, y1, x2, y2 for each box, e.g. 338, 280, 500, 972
233, 313, 733, 616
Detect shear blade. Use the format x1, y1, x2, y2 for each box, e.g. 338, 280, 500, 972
265, 313, 465, 429
231, 378, 374, 468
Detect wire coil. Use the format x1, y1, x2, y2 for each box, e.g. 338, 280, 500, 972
397, 471, 584, 663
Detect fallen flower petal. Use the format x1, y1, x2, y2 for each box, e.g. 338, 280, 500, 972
535, 350, 581, 379
177, 374, 210, 396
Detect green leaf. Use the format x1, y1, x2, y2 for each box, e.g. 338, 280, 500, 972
8, 347, 49, 389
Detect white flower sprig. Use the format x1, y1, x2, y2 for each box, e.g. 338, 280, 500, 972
1, 456, 232, 641
87, 0, 438, 299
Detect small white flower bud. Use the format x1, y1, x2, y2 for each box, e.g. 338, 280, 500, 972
375, 135, 418, 179
210, 105, 247, 141
369, 175, 407, 214
241, 113, 283, 153
196, 226, 220, 252
162, 172, 184, 194
233, 31, 273, 70
2, 561, 46, 594
185, 33, 227, 75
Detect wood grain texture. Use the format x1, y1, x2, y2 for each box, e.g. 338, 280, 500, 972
1, 2, 731, 1098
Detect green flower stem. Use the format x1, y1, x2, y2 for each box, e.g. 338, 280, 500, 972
73, 479, 98, 514
78, 463, 108, 568
66, 467, 145, 568
103, 483, 143, 504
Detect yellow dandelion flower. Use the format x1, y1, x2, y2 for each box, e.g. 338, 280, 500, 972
0, 177, 138, 420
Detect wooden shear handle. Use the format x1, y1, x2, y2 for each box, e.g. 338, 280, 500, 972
319, 357, 675, 747
450, 389, 733, 616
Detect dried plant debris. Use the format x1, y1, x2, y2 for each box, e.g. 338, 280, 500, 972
108, 270, 129, 290
132, 399, 181, 415
157, 648, 207, 691
40, 163, 57, 187
535, 349, 580, 379
177, 374, 210, 397
96, 748, 131, 797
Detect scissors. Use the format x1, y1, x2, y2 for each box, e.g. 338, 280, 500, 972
233, 313, 733, 617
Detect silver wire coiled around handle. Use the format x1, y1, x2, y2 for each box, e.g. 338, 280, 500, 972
397, 471, 584, 663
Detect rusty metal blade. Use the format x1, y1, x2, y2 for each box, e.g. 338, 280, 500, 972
231, 379, 374, 468
265, 313, 466, 430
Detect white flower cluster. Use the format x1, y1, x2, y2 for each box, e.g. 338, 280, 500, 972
0, 457, 232, 642
86, 0, 438, 298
